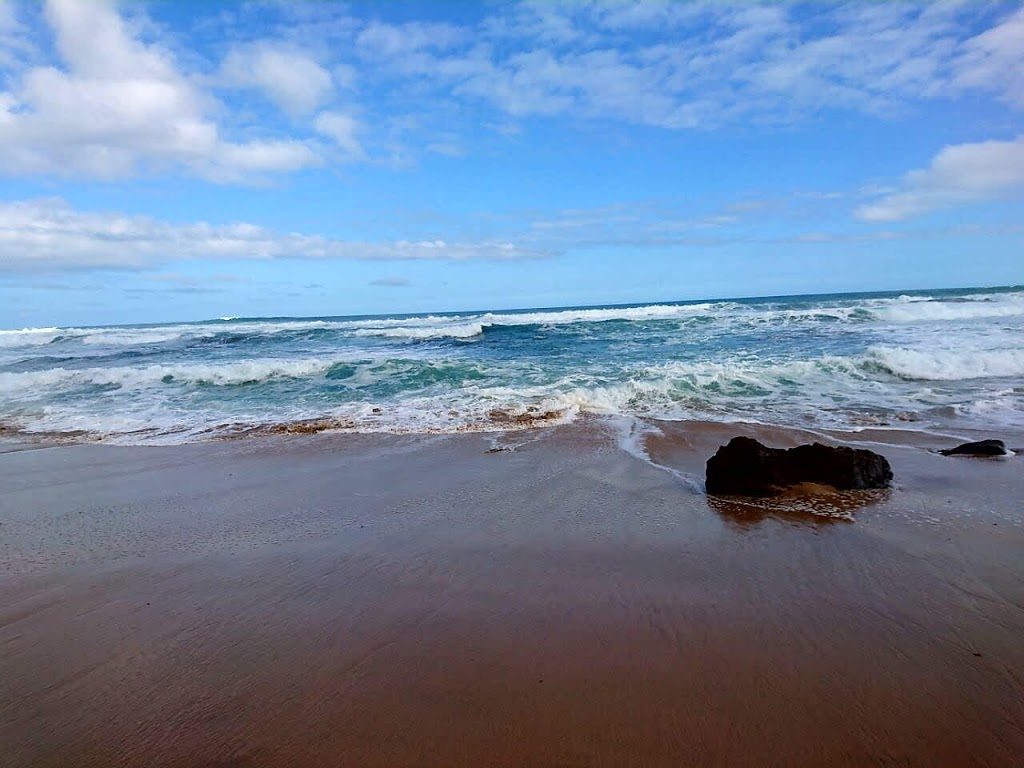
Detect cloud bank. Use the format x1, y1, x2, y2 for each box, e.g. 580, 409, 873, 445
0, 198, 555, 271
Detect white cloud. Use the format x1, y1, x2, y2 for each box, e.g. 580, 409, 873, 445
0, 0, 33, 67
952, 6, 1024, 108
220, 42, 334, 116
211, 141, 318, 179
480, 1, 585, 45
356, 21, 465, 59
355, 2, 1024, 130
0, 0, 320, 181
314, 111, 363, 157
856, 135, 1024, 221
0, 198, 555, 271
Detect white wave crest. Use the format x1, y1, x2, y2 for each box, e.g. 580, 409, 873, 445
0, 319, 347, 349
0, 358, 335, 394
868, 346, 1024, 381
338, 303, 719, 339
872, 294, 1024, 323
483, 303, 716, 326
351, 321, 485, 340
0, 327, 65, 348
79, 327, 204, 346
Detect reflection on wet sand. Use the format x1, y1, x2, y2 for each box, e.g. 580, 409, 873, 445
707, 487, 893, 525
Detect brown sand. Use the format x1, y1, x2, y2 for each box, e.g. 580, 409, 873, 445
1, 421, 1023, 766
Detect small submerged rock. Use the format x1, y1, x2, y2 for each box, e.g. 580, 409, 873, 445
705, 436, 892, 497
487, 407, 564, 426
264, 418, 344, 435
207, 417, 356, 438
939, 439, 1009, 457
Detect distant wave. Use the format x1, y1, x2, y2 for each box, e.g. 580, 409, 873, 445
0, 327, 65, 348
0, 303, 733, 350
351, 321, 486, 340
4, 291, 1023, 351
340, 304, 720, 340
485, 303, 718, 326
871, 296, 1024, 323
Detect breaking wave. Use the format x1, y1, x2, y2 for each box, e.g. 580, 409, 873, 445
3, 286, 1023, 442
0, 358, 334, 393
0, 327, 65, 348
870, 293, 1024, 323
866, 346, 1024, 381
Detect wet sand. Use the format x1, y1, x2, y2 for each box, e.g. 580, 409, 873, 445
1, 421, 1023, 766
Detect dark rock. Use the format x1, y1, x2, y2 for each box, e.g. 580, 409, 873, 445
705, 436, 893, 497
939, 439, 1008, 457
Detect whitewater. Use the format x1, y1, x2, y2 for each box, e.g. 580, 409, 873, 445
1, 286, 1022, 443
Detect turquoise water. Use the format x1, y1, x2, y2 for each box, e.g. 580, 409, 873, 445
2, 286, 1023, 442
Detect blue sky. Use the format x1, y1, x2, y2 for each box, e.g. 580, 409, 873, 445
0, 0, 1022, 327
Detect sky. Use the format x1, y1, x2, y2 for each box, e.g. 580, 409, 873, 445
0, 0, 1022, 327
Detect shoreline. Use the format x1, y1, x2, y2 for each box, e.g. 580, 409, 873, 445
2, 422, 1023, 765
3, 408, 1022, 450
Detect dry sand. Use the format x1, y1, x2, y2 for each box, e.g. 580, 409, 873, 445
1, 421, 1023, 766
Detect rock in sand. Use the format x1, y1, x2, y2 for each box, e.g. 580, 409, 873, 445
939, 439, 1009, 457
706, 436, 893, 497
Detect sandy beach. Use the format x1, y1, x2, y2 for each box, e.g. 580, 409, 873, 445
3, 0, 1022, 764
1, 421, 1023, 767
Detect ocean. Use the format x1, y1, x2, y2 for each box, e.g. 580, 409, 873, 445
2, 286, 1022, 444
